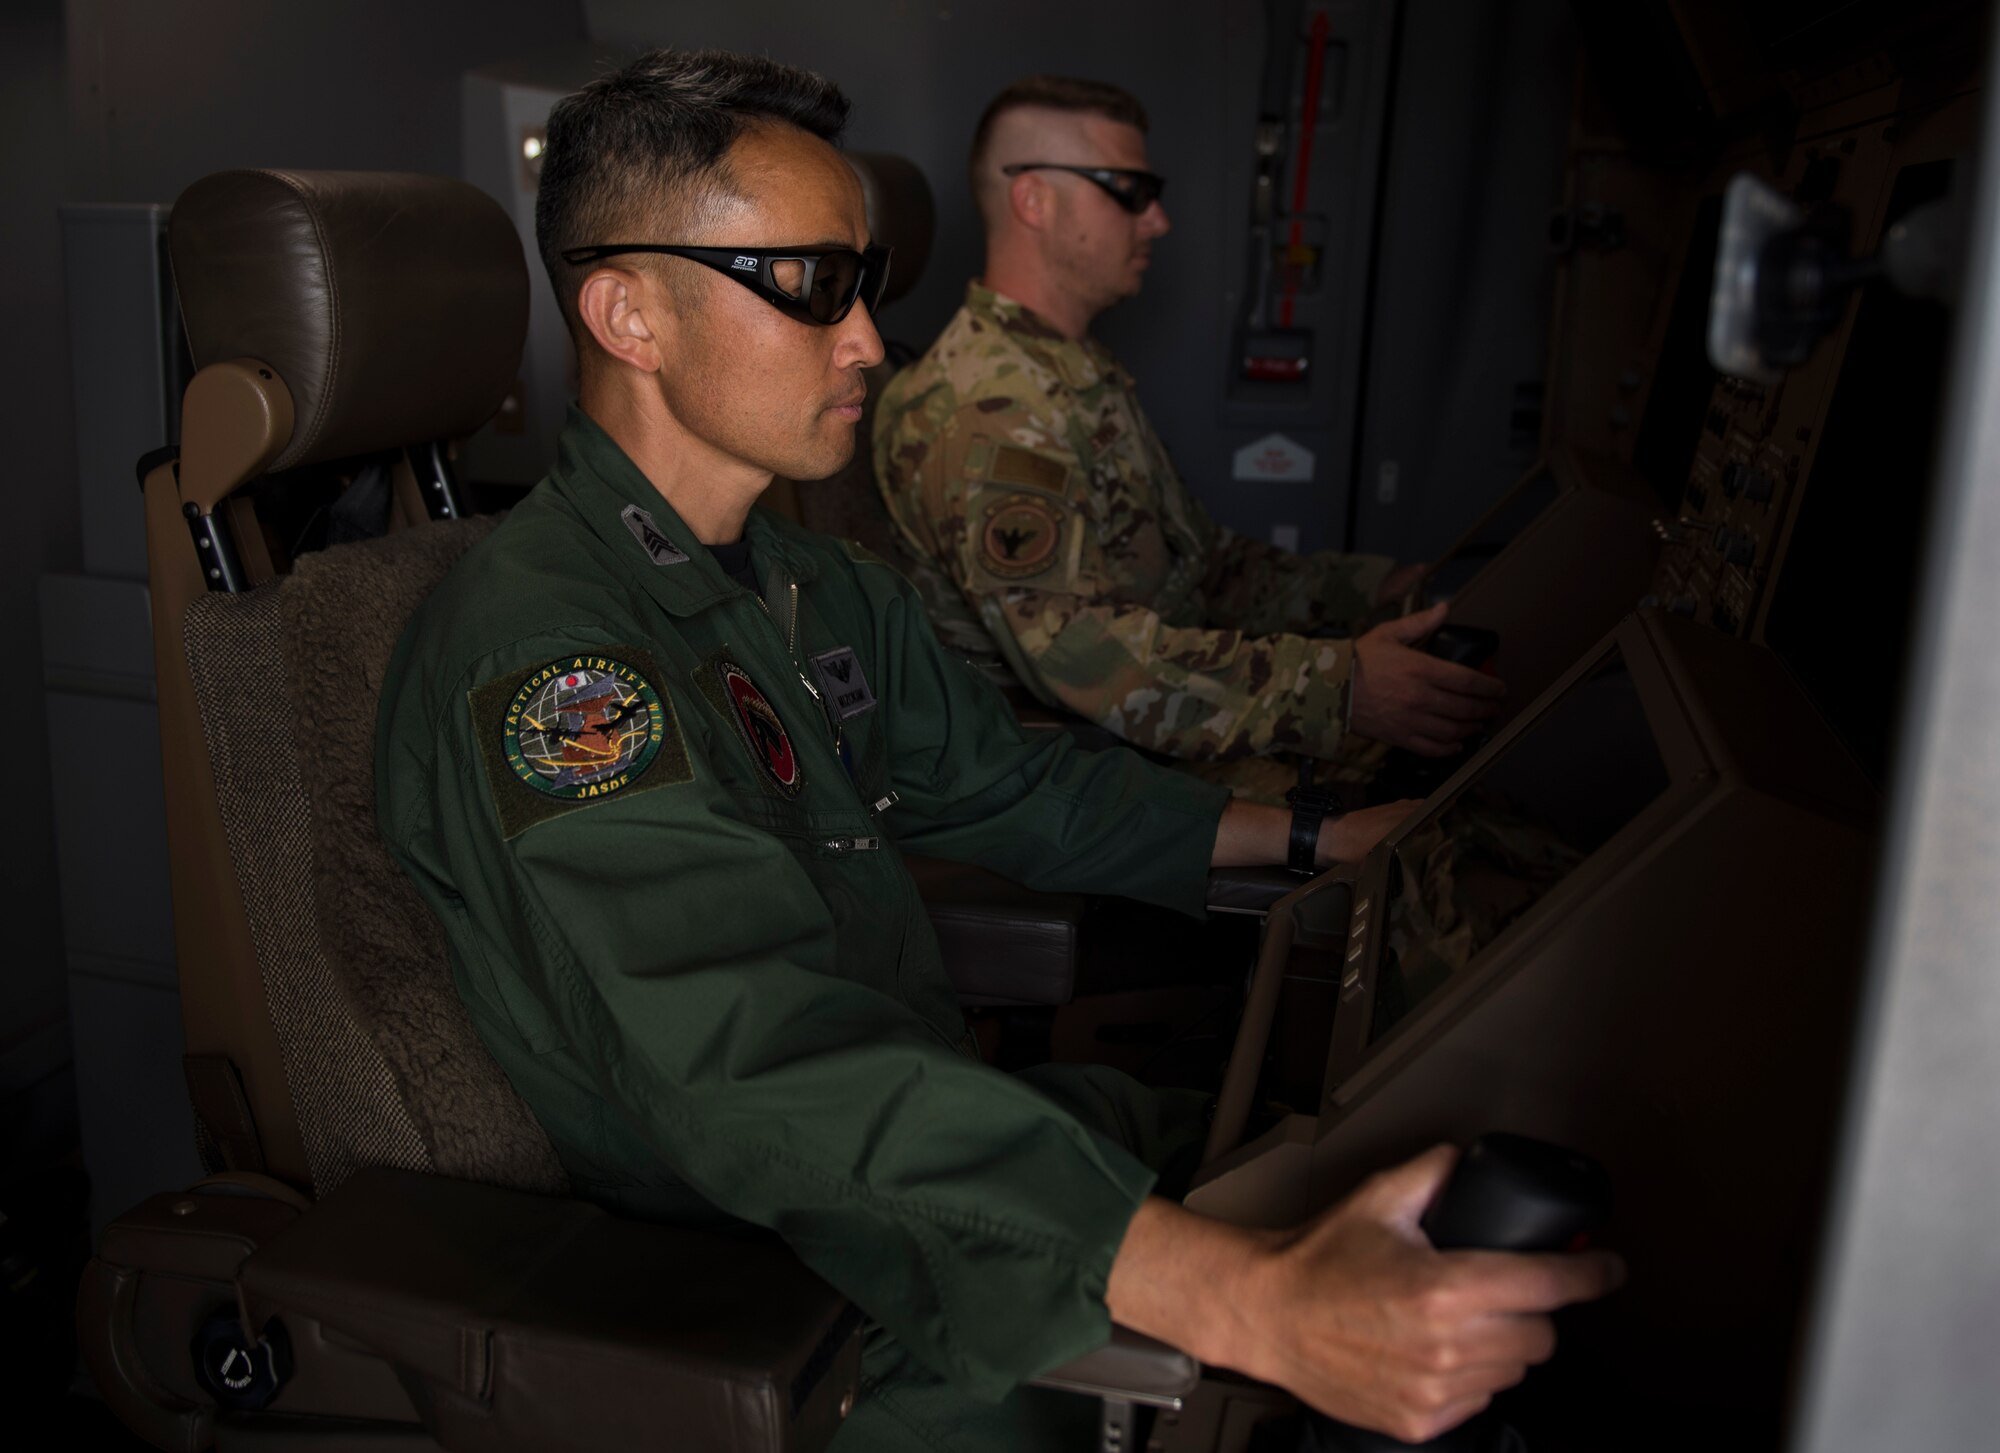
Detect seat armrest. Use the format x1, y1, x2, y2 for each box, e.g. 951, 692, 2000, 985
1028, 1325, 1200, 1409
1205, 866, 1303, 917
907, 855, 1085, 1006
237, 1168, 862, 1453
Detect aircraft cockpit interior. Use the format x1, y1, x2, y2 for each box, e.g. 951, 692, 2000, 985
7, 3, 1998, 1452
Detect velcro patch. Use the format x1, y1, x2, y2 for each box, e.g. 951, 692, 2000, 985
621, 504, 690, 566
809, 646, 877, 722
980, 493, 1065, 580
987, 443, 1070, 496
695, 652, 804, 797
471, 647, 691, 840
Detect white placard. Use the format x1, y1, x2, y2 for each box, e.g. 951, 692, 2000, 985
1232, 433, 1315, 483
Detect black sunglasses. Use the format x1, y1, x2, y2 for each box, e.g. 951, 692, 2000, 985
558, 242, 893, 325
1000, 163, 1167, 215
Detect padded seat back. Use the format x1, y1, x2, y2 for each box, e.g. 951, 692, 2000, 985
150, 169, 550, 1193
184, 519, 566, 1197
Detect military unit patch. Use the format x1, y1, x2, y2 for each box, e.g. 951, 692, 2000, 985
620, 504, 690, 566
719, 659, 802, 795
980, 493, 1063, 579
808, 645, 877, 722
472, 648, 691, 839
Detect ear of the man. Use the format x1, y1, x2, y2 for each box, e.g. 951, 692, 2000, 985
1008, 171, 1050, 232
576, 268, 669, 374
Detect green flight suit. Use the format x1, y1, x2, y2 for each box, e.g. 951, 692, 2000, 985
375, 407, 1231, 1450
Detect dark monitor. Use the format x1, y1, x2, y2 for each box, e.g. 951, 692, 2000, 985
1424, 468, 1561, 602
1363, 647, 1673, 1050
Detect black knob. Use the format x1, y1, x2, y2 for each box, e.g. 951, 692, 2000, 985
191, 1310, 290, 1411
1421, 1133, 1611, 1253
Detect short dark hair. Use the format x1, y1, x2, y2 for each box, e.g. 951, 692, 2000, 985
534, 48, 850, 334
968, 75, 1149, 179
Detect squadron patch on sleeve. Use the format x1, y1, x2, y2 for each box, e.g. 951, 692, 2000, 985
979, 493, 1064, 580
470, 648, 691, 839
808, 646, 877, 722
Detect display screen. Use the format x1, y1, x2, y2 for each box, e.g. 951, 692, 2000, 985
1425, 470, 1561, 601
1368, 649, 1674, 1043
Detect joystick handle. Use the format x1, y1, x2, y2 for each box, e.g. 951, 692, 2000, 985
1293, 1134, 1610, 1453
1424, 623, 1499, 672
1420, 1132, 1610, 1253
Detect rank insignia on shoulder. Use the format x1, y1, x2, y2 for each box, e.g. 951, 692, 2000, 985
717, 658, 803, 795
621, 504, 689, 566
470, 648, 691, 839
809, 646, 877, 722
980, 492, 1064, 580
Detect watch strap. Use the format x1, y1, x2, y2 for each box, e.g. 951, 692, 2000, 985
1283, 783, 1341, 875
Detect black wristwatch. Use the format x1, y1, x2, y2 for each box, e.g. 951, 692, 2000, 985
1283, 782, 1342, 875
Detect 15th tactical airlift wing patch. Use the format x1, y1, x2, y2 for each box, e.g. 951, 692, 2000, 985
470, 648, 691, 839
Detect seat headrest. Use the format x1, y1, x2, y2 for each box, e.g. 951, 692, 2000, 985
847, 153, 934, 309
169, 170, 527, 474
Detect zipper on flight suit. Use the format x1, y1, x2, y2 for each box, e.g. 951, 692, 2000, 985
759, 578, 849, 762
756, 567, 893, 829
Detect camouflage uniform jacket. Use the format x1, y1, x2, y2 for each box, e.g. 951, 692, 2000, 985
873, 282, 1393, 764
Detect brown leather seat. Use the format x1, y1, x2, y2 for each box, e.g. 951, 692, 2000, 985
79, 165, 1193, 1453
85, 168, 859, 1453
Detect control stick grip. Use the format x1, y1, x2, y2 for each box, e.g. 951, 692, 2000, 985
1294, 1134, 1610, 1453
1420, 1132, 1610, 1253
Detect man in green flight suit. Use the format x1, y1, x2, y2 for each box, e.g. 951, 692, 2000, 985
376, 49, 1620, 1453
874, 77, 1509, 805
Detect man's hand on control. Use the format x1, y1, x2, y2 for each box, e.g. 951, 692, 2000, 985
1106, 1146, 1625, 1443
1351, 602, 1505, 756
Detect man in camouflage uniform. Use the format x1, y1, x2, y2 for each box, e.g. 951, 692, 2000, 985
875, 76, 1505, 802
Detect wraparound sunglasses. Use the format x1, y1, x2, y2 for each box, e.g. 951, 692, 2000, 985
559, 242, 893, 325
999, 164, 1167, 214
